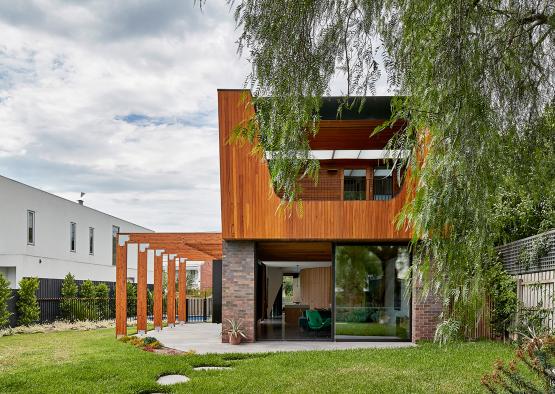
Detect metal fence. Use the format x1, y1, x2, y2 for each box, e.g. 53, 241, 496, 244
34, 296, 213, 324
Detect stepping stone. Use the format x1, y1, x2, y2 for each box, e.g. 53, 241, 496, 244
156, 374, 190, 385
193, 366, 232, 371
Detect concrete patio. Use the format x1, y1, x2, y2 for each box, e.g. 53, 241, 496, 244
144, 323, 415, 354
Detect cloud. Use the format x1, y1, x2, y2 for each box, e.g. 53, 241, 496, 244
0, 1, 390, 232
0, 0, 245, 232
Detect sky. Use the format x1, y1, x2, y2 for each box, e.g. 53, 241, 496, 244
0, 1, 389, 232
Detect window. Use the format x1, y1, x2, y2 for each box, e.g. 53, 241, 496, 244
343, 169, 366, 200
89, 227, 94, 255
373, 168, 393, 200
70, 222, 76, 252
112, 225, 120, 265
27, 210, 35, 245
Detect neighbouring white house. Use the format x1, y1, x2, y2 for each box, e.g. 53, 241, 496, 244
0, 175, 154, 288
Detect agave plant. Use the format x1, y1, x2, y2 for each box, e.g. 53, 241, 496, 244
226, 318, 247, 339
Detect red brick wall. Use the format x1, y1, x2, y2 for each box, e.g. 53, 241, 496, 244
411, 280, 443, 341
221, 241, 256, 343
200, 260, 212, 291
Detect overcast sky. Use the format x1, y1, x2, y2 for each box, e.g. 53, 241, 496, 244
0, 1, 389, 232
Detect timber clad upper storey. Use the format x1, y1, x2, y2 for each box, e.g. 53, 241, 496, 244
217, 89, 410, 241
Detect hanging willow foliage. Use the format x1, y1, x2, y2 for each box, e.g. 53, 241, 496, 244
221, 0, 555, 338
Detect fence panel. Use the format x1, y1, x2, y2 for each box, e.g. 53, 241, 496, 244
516, 270, 555, 332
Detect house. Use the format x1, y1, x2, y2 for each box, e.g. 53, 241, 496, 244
217, 89, 441, 343
0, 175, 153, 289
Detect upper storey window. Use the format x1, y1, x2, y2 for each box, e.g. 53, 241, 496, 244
373, 168, 393, 200
343, 169, 366, 200
27, 210, 35, 245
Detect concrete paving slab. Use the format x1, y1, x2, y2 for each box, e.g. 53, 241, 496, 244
156, 374, 190, 385
146, 323, 414, 355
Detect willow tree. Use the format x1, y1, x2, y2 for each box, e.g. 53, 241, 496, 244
224, 0, 555, 338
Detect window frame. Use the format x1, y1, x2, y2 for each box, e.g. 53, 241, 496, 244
112, 225, 120, 265
89, 227, 94, 255
70, 222, 77, 252
27, 210, 35, 245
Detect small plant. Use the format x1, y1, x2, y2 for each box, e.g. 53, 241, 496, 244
119, 335, 162, 351
0, 273, 12, 327
434, 318, 461, 346
481, 331, 555, 393
17, 277, 40, 326
226, 318, 247, 345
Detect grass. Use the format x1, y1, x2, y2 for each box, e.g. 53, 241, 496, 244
335, 322, 408, 338
0, 327, 514, 393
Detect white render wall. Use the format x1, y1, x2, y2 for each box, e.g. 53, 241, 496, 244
0, 175, 153, 288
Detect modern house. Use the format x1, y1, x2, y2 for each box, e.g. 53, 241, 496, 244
218, 90, 441, 343
0, 175, 153, 289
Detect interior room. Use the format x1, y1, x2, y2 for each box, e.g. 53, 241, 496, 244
256, 242, 333, 341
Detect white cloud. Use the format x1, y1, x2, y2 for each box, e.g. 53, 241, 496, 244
0, 0, 390, 232
0, 0, 246, 232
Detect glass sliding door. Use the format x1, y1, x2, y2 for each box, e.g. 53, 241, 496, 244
334, 245, 410, 340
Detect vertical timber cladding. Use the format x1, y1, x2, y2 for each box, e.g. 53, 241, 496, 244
217, 89, 411, 241
115, 235, 129, 338
222, 241, 256, 342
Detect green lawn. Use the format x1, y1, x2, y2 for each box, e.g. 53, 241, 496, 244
335, 322, 408, 338
0, 327, 513, 393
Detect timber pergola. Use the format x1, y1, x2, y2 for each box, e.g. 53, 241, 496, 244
115, 232, 222, 337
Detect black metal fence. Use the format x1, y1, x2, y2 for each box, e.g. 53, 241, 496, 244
33, 296, 213, 324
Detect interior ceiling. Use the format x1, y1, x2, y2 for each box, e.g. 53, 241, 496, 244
262, 261, 331, 268
256, 242, 332, 262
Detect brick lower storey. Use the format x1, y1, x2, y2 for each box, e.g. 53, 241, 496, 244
221, 240, 441, 343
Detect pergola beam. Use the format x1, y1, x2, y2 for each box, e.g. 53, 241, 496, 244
178, 258, 187, 323
136, 243, 149, 335
153, 249, 164, 331
167, 253, 177, 327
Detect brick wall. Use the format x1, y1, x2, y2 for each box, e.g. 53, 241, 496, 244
200, 260, 212, 291
221, 241, 256, 343
411, 280, 443, 341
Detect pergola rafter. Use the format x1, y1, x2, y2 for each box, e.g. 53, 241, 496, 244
115, 232, 222, 337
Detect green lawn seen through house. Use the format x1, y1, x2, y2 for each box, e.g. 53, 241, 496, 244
0, 327, 513, 393
335, 322, 408, 338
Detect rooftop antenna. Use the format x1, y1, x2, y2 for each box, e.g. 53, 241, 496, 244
78, 192, 86, 205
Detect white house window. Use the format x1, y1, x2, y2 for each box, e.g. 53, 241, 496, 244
70, 222, 76, 252
89, 227, 94, 255
27, 210, 35, 245
112, 225, 120, 265
187, 267, 201, 289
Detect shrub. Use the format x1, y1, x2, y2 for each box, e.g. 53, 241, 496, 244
16, 277, 40, 326
126, 282, 137, 317
0, 273, 12, 327
485, 261, 517, 339
482, 332, 555, 393
95, 283, 109, 299
60, 273, 78, 319
79, 280, 96, 298
61, 273, 78, 298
